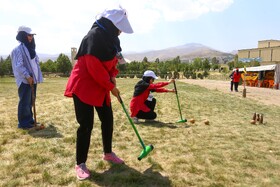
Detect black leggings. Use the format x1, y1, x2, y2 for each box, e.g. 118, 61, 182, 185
230, 81, 234, 91
73, 94, 113, 165
234, 82, 239, 91
230, 81, 239, 91
136, 98, 157, 120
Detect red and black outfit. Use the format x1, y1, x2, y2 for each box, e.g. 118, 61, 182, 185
64, 17, 121, 165
130, 77, 170, 120
232, 69, 241, 92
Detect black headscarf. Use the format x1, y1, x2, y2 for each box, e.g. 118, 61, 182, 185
16, 31, 36, 59
75, 17, 121, 61
133, 76, 155, 97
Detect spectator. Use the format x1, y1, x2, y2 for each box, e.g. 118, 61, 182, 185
229, 69, 235, 91
232, 68, 241, 92
11, 26, 43, 129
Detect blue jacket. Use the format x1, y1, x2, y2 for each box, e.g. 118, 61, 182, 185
11, 43, 43, 87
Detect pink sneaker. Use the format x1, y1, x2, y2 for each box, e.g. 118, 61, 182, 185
103, 152, 124, 164
75, 163, 90, 180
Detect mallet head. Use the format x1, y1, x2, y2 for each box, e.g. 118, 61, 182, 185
176, 119, 187, 123
138, 144, 154, 161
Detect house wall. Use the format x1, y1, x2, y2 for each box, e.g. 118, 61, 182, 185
238, 40, 280, 65
258, 40, 280, 48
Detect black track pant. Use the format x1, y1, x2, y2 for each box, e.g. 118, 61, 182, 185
73, 94, 113, 165
136, 98, 157, 120
234, 82, 239, 91
230, 81, 234, 91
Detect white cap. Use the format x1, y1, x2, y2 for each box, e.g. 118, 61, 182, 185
17, 26, 36, 35
99, 7, 133, 34
143, 70, 158, 79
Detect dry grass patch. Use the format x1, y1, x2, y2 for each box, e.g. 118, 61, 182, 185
0, 77, 280, 186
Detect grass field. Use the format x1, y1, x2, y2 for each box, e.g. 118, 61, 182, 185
0, 77, 280, 187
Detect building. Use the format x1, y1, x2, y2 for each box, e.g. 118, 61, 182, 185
238, 40, 280, 65
71, 47, 77, 65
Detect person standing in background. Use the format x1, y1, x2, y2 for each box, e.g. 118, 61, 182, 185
11, 26, 43, 129
229, 69, 235, 91
232, 68, 241, 92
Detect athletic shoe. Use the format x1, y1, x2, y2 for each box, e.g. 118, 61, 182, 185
103, 152, 124, 164
75, 163, 90, 180
132, 117, 139, 124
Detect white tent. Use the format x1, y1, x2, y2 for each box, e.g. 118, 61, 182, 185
239, 64, 276, 72
239, 64, 280, 89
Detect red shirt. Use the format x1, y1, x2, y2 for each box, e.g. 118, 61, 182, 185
64, 54, 118, 106
130, 82, 169, 117
233, 71, 241, 83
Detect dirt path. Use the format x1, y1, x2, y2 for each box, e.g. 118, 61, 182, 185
179, 79, 280, 107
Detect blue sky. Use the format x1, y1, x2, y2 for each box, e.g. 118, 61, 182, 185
0, 0, 279, 56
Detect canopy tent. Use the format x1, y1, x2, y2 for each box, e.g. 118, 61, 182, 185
238, 64, 280, 89
239, 64, 276, 72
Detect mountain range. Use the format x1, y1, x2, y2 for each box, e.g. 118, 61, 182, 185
123, 43, 235, 63
1, 43, 236, 63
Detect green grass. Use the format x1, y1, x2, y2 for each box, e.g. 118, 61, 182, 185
0, 77, 280, 186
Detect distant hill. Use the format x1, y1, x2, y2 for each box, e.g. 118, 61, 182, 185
1, 43, 235, 63
123, 43, 235, 63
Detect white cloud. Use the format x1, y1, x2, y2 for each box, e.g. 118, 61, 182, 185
119, 0, 233, 32
149, 0, 234, 21
0, 0, 234, 54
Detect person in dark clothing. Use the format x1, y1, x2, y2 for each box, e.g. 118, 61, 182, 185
130, 70, 175, 123
229, 69, 235, 91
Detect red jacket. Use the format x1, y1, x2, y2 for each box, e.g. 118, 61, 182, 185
130, 82, 169, 117
233, 71, 241, 83
64, 54, 118, 106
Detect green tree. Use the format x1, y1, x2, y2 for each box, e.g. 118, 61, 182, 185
211, 57, 218, 65
192, 58, 202, 71
158, 62, 168, 78
40, 59, 57, 72
142, 57, 148, 63
0, 57, 5, 77
155, 58, 160, 63
56, 54, 72, 76
0, 56, 12, 76
172, 56, 181, 72
202, 58, 211, 71
212, 63, 220, 71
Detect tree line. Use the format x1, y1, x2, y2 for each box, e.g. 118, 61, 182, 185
0, 53, 72, 77
0, 54, 260, 79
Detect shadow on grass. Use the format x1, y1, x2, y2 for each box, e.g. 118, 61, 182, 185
28, 124, 63, 138
90, 164, 171, 187
141, 120, 191, 129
